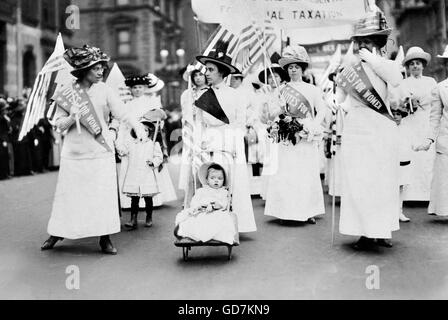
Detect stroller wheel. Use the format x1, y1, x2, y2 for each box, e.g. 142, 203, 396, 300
182, 247, 189, 261
227, 246, 232, 261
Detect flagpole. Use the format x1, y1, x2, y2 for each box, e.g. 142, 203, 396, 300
194, 15, 203, 53
331, 81, 337, 246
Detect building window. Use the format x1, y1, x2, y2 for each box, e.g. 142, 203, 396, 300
117, 29, 132, 57
116, 0, 130, 6
23, 47, 36, 89
42, 0, 57, 29
21, 0, 40, 26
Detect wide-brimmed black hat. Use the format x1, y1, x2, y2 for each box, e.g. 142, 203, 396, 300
196, 40, 240, 75
64, 45, 110, 77
125, 75, 150, 87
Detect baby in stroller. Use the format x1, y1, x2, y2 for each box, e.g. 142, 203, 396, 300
175, 162, 238, 245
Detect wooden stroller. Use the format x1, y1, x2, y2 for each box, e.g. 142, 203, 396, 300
174, 149, 239, 261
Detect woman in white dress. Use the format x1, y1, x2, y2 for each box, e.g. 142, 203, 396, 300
418, 45, 448, 217
195, 41, 257, 233
398, 47, 437, 220
117, 74, 177, 212
41, 45, 146, 254
337, 11, 402, 249
258, 63, 289, 200
263, 45, 326, 224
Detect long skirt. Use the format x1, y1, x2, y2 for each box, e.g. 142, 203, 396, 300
339, 107, 400, 239
264, 141, 325, 221
400, 110, 435, 200
428, 153, 448, 216
47, 155, 121, 239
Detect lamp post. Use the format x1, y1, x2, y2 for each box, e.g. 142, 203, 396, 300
160, 49, 169, 66
176, 48, 185, 67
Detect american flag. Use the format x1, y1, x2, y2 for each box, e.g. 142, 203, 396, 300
19, 33, 72, 140
192, 21, 276, 76
182, 118, 211, 174
193, 24, 240, 74
232, 20, 277, 75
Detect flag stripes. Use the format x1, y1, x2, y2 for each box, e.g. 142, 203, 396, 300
232, 20, 277, 74
19, 33, 71, 140
193, 25, 239, 74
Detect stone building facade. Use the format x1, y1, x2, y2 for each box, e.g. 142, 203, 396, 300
71, 0, 216, 108
0, 0, 76, 97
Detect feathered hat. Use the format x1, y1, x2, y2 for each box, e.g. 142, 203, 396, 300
196, 40, 240, 75
63, 45, 110, 77
279, 45, 311, 69
352, 10, 392, 38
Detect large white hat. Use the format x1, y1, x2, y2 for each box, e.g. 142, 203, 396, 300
278, 45, 310, 69
146, 73, 165, 93
437, 45, 448, 59
403, 46, 431, 65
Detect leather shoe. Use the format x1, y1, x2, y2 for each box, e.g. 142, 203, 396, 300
376, 239, 393, 248
353, 236, 374, 250
41, 236, 63, 251
99, 236, 117, 255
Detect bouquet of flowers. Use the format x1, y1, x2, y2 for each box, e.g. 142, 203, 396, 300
266, 114, 306, 145
393, 95, 421, 118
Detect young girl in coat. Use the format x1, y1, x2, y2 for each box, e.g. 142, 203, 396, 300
174, 163, 237, 245
117, 120, 163, 230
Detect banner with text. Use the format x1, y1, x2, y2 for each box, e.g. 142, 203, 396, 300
192, 0, 368, 32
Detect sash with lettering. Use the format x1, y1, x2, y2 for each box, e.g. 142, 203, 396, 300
280, 84, 313, 119
336, 62, 394, 121
52, 82, 112, 152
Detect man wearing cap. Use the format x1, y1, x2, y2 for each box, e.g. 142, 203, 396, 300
336, 10, 403, 249
418, 45, 448, 217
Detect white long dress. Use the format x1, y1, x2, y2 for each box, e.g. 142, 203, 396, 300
47, 82, 128, 239
117, 95, 177, 208
259, 86, 282, 200
399, 76, 437, 201
338, 57, 402, 239
264, 81, 326, 221
428, 79, 448, 216
198, 81, 257, 233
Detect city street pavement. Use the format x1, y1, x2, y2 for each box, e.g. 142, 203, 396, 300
1, 159, 448, 300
